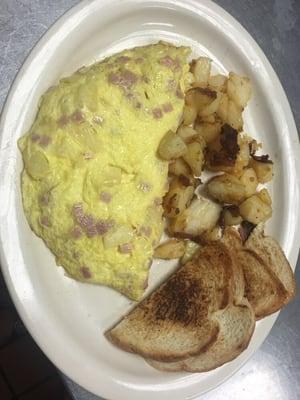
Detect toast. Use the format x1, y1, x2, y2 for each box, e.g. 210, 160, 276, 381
148, 300, 255, 372
240, 226, 296, 318
106, 242, 243, 362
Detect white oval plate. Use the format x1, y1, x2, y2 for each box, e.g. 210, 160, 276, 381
0, 0, 299, 399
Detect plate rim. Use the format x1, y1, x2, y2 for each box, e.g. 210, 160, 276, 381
0, 0, 300, 399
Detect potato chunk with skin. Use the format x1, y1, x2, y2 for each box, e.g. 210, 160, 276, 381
169, 196, 221, 236
208, 74, 227, 92
249, 158, 273, 183
183, 136, 206, 176
239, 168, 258, 198
169, 158, 191, 177
257, 188, 272, 205
185, 87, 217, 113
163, 178, 194, 218
239, 194, 272, 224
177, 125, 198, 142
154, 239, 186, 259
227, 72, 252, 109
207, 173, 246, 204
158, 130, 187, 160
182, 105, 197, 125
190, 57, 211, 84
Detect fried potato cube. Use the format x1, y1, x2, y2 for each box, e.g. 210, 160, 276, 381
163, 179, 194, 218
227, 72, 252, 109
249, 159, 273, 183
198, 91, 222, 117
169, 158, 191, 177
257, 188, 272, 205
183, 137, 206, 176
154, 239, 186, 259
223, 208, 243, 226
208, 74, 227, 92
185, 87, 217, 113
158, 130, 187, 160
181, 240, 201, 264
239, 168, 258, 197
169, 196, 221, 236
182, 105, 198, 125
177, 125, 198, 142
227, 99, 243, 131
190, 57, 211, 84
239, 194, 272, 224
195, 121, 221, 144
207, 173, 246, 204
217, 93, 229, 122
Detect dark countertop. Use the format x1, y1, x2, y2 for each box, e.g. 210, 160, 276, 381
0, 1, 299, 399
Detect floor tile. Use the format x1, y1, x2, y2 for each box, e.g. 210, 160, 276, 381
18, 376, 66, 400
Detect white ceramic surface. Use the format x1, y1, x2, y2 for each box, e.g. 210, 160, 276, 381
0, 0, 299, 399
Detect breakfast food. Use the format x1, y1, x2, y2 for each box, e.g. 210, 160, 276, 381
106, 232, 255, 363
18, 42, 191, 300
105, 51, 296, 372
106, 227, 295, 371
18, 40, 296, 373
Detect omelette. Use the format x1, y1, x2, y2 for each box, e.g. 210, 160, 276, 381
18, 42, 191, 300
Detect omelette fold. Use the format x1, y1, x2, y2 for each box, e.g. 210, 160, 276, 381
18, 42, 191, 300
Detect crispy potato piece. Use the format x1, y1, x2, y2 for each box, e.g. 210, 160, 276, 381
227, 100, 243, 131
223, 208, 243, 226
170, 196, 221, 236
227, 72, 252, 109
239, 194, 272, 224
249, 158, 273, 183
177, 125, 198, 142
257, 188, 272, 205
163, 178, 194, 218
217, 93, 229, 122
208, 74, 227, 92
239, 168, 258, 197
195, 121, 221, 144
181, 240, 201, 264
185, 87, 217, 112
169, 158, 191, 177
207, 173, 246, 204
198, 92, 222, 117
201, 226, 222, 241
154, 239, 186, 259
200, 114, 216, 124
158, 130, 187, 160
182, 105, 197, 125
190, 57, 211, 84
183, 137, 206, 176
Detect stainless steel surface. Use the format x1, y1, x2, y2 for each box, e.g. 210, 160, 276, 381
0, 0, 299, 399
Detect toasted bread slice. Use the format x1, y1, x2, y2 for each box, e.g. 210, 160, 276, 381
106, 242, 239, 362
148, 300, 255, 372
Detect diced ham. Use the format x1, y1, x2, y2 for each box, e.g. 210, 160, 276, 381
40, 216, 51, 227
72, 203, 84, 223
71, 110, 85, 123
167, 79, 176, 91
39, 135, 52, 148
57, 115, 69, 127
100, 191, 112, 203
70, 226, 82, 239
162, 102, 173, 113
159, 56, 180, 71
118, 243, 134, 254
39, 192, 50, 206
81, 266, 92, 279
152, 108, 163, 119
31, 134, 41, 142
96, 219, 115, 235
108, 69, 138, 89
